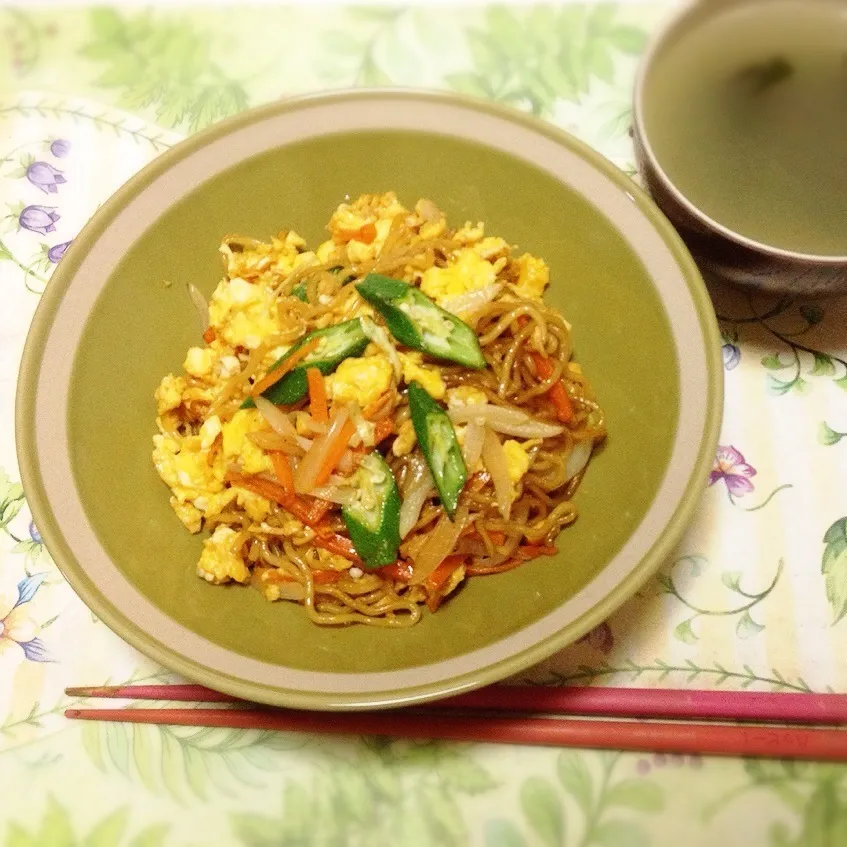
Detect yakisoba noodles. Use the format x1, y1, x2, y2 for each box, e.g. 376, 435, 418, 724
152, 193, 606, 627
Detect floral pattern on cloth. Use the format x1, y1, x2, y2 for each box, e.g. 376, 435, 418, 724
2, 4, 847, 846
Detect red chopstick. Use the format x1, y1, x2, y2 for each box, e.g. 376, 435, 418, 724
64, 705, 847, 762
64, 683, 847, 725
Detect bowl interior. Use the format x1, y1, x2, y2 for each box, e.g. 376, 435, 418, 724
67, 129, 678, 674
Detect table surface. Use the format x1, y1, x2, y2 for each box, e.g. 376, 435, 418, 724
3, 3, 847, 845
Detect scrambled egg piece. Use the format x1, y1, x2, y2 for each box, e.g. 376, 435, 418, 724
512, 254, 550, 300
155, 375, 186, 414
447, 386, 488, 407
454, 222, 485, 246
346, 217, 394, 264
208, 277, 280, 350
398, 352, 445, 399
183, 347, 217, 380
222, 409, 274, 475
327, 355, 393, 408
152, 434, 224, 504
392, 419, 417, 457
197, 526, 250, 585
474, 237, 510, 262
170, 498, 202, 533
329, 192, 407, 237
221, 231, 306, 282
420, 248, 499, 306
316, 239, 339, 264
503, 440, 540, 495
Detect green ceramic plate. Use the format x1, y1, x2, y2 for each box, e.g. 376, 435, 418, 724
16, 91, 722, 710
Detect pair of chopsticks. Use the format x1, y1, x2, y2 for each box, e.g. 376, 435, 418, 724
64, 683, 847, 761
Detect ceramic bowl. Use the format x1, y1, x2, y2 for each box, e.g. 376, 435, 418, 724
16, 91, 721, 710
633, 0, 847, 296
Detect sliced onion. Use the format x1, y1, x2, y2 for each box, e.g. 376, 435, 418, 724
255, 396, 298, 438
449, 405, 564, 439
310, 485, 359, 506
440, 283, 502, 317
481, 429, 513, 519
409, 500, 471, 584
336, 450, 355, 475
275, 582, 306, 601
288, 433, 308, 450
187, 282, 210, 333
347, 401, 375, 447
564, 439, 593, 484
246, 430, 303, 455
460, 419, 485, 471
361, 317, 402, 380
293, 408, 349, 494
399, 455, 436, 539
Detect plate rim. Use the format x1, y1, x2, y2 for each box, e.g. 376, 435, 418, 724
15, 89, 723, 710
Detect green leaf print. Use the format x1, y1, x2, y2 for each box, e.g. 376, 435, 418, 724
80, 9, 249, 131
593, 819, 648, 847
519, 776, 565, 847
818, 422, 845, 446
129, 825, 170, 847
736, 610, 766, 639
0, 467, 25, 533
811, 353, 837, 377
82, 721, 299, 800
604, 779, 664, 812
761, 354, 789, 369
4, 798, 156, 847
84, 807, 129, 847
674, 618, 698, 645
484, 819, 527, 847
557, 751, 594, 815
449, 4, 647, 117
822, 518, 847, 624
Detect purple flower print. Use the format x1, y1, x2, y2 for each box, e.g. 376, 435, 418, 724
26, 161, 66, 195
722, 343, 741, 371
47, 241, 71, 263
578, 621, 614, 654
50, 139, 70, 158
19, 205, 59, 235
0, 573, 53, 663
709, 446, 757, 497
28, 521, 41, 544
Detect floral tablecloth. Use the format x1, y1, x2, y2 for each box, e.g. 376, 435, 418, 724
3, 4, 847, 845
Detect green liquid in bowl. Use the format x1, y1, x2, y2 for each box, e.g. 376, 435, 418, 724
644, 0, 847, 257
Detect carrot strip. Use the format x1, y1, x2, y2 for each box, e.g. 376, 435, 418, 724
335, 222, 377, 244
462, 528, 507, 546
306, 367, 329, 424
530, 351, 574, 424
250, 337, 319, 398
465, 545, 557, 576
313, 419, 357, 488
314, 532, 360, 562
378, 560, 414, 582
307, 497, 332, 525
311, 570, 342, 585
202, 327, 216, 344
270, 452, 295, 494
372, 417, 395, 444
514, 544, 558, 560
424, 555, 466, 612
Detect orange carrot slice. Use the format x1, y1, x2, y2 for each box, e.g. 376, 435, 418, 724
269, 452, 295, 495
306, 367, 329, 424
250, 337, 319, 398
313, 419, 356, 488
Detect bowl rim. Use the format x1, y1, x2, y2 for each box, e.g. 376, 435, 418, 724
633, 0, 847, 265
16, 88, 723, 710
